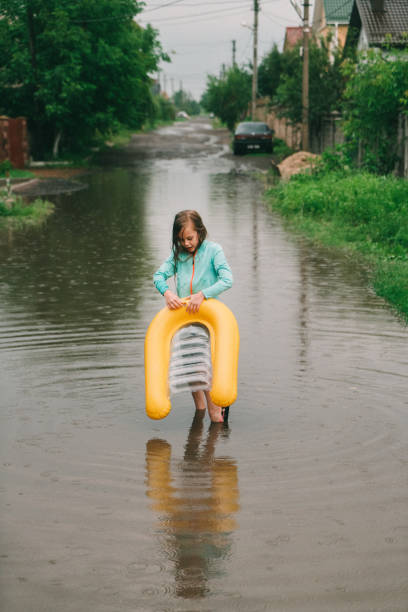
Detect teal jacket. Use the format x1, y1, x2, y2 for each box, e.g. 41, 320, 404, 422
154, 240, 233, 299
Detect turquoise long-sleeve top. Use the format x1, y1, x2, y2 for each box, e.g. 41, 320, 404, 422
154, 240, 233, 299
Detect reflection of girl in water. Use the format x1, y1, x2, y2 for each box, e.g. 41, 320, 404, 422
145, 412, 239, 599
154, 210, 233, 423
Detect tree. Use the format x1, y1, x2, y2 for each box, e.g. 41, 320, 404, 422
258, 44, 282, 99
201, 66, 251, 130
274, 38, 344, 136
0, 0, 167, 157
173, 90, 201, 116
341, 49, 408, 174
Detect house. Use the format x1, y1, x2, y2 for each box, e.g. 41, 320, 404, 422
312, 0, 354, 52
345, 0, 408, 52
283, 27, 303, 52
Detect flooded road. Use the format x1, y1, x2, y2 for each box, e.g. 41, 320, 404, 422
1, 119, 407, 611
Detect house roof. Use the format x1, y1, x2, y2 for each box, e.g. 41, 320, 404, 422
324, 0, 354, 23
349, 0, 408, 46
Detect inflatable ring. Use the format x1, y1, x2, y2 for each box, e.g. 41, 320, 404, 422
145, 299, 239, 420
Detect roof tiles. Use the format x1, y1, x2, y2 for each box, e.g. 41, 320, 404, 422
356, 0, 408, 45
324, 0, 354, 23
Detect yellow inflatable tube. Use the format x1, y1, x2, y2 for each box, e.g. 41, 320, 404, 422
145, 299, 239, 420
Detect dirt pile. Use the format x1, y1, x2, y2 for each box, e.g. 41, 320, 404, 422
277, 151, 320, 180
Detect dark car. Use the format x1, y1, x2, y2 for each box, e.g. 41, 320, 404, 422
233, 121, 274, 155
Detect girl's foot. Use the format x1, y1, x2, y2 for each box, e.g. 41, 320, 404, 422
204, 391, 223, 423
208, 404, 223, 423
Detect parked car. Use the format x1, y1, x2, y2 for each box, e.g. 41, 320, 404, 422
233, 121, 274, 155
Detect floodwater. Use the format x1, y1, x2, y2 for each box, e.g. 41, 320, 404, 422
1, 121, 407, 611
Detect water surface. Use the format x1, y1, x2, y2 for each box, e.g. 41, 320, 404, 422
1, 124, 407, 611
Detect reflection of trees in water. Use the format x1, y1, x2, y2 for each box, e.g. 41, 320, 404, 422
145, 413, 239, 599
0, 168, 152, 327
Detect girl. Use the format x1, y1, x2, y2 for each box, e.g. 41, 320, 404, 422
154, 210, 233, 423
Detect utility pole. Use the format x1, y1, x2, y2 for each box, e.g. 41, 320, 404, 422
252, 0, 259, 119
302, 0, 310, 151
232, 39, 236, 67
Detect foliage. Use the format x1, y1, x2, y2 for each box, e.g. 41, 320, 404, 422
273, 37, 344, 135
0, 194, 54, 225
0, 0, 167, 158
154, 96, 176, 122
172, 90, 200, 116
0, 160, 34, 178
341, 50, 408, 174
314, 144, 353, 173
266, 171, 408, 319
272, 138, 294, 163
258, 44, 282, 99
0, 160, 13, 175
201, 66, 251, 131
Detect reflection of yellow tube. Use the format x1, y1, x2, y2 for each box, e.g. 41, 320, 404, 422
145, 299, 239, 420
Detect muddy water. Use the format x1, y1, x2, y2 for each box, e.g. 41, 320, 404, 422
1, 124, 408, 611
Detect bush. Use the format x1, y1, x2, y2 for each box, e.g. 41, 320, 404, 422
273, 138, 294, 163
266, 170, 408, 320
0, 194, 54, 222
341, 51, 408, 174
270, 171, 408, 253
0, 160, 13, 176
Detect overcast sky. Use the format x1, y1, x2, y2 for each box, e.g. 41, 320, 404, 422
138, 0, 315, 100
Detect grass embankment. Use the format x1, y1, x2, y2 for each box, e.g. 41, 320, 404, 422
102, 119, 176, 149
0, 193, 54, 227
266, 171, 408, 322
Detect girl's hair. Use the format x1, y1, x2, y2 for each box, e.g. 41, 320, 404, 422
172, 210, 207, 263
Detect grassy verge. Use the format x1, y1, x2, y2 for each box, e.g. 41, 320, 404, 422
1, 169, 35, 180
0, 193, 54, 227
101, 119, 176, 149
265, 170, 408, 322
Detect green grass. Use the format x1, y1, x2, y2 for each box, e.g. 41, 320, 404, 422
0, 195, 54, 226
100, 119, 176, 149
273, 138, 294, 163
266, 170, 408, 322
0, 168, 35, 179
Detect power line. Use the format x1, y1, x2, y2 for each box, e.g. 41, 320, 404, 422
239, 30, 253, 62
143, 0, 187, 13
146, 0, 253, 7
262, 9, 295, 26
147, 3, 251, 23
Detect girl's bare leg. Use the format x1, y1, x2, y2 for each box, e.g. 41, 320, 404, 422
191, 390, 207, 411
204, 390, 223, 423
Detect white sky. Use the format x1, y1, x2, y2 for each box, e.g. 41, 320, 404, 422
138, 0, 315, 100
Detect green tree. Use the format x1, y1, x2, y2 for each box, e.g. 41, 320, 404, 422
173, 90, 200, 116
258, 44, 282, 99
341, 49, 408, 174
0, 0, 167, 158
274, 38, 344, 136
201, 66, 251, 130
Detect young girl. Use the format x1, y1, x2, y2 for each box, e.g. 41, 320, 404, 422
154, 210, 233, 423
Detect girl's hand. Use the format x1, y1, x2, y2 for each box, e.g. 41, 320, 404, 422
186, 291, 205, 313
164, 290, 183, 310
